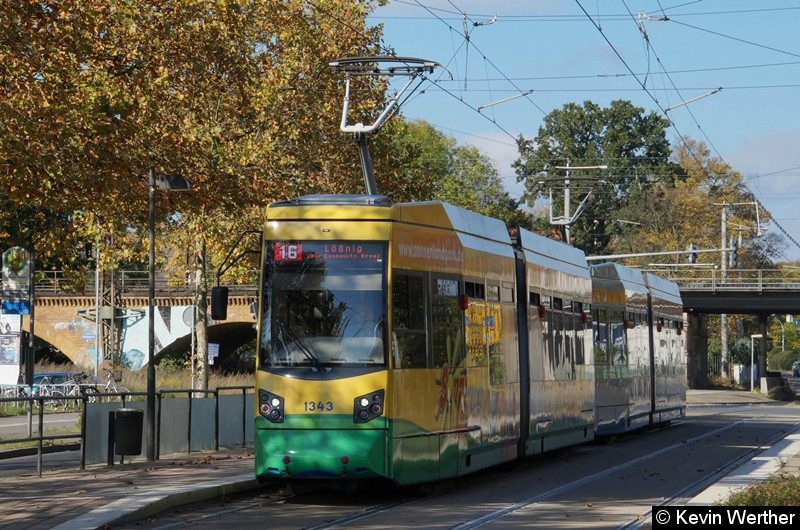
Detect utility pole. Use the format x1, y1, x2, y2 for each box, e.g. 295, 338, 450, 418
714, 200, 761, 380
564, 160, 572, 244
547, 161, 608, 245
720, 204, 729, 378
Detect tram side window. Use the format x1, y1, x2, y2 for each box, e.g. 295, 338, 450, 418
540, 294, 552, 372
465, 281, 487, 367
500, 282, 519, 383
432, 277, 465, 369
632, 312, 647, 365
486, 284, 505, 385
574, 302, 586, 365
550, 299, 565, 378
563, 300, 575, 368
594, 309, 608, 364
392, 272, 427, 368
609, 310, 627, 365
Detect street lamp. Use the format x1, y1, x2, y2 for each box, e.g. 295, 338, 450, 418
750, 333, 763, 392
148, 158, 190, 461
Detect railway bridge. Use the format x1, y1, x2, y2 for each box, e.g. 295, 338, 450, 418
666, 268, 800, 388
11, 271, 257, 374
6, 269, 800, 387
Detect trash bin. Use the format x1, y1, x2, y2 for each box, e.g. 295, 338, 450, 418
114, 408, 144, 456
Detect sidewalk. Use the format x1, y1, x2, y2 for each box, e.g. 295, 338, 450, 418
0, 447, 258, 530
0, 389, 797, 529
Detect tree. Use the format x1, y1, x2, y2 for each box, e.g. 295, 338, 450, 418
513, 100, 678, 254
1, 0, 386, 269
0, 0, 389, 384
377, 119, 529, 226
611, 138, 784, 268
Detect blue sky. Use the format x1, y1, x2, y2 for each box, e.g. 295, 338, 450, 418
366, 1, 800, 260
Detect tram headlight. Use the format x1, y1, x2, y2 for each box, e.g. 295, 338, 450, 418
353, 389, 384, 423
259, 390, 284, 423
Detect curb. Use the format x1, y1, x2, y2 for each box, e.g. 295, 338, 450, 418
0, 442, 81, 460
687, 427, 800, 505
51, 473, 260, 530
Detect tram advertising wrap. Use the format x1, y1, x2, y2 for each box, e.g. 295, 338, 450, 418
212, 194, 687, 488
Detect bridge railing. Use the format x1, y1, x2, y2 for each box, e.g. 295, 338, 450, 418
34, 270, 258, 296
37, 268, 800, 295
643, 268, 800, 292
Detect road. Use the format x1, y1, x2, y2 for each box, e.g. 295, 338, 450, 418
0, 412, 80, 438
113, 400, 800, 529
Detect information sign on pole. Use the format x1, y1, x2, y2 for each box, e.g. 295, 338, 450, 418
0, 311, 22, 385
208, 342, 219, 365
2, 247, 31, 315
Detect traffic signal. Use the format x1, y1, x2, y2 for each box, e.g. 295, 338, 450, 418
685, 243, 698, 264
729, 236, 738, 268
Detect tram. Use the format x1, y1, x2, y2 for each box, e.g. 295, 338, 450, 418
212, 193, 687, 487
590, 263, 685, 436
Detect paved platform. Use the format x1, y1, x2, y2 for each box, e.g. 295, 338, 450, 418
0, 389, 797, 529
0, 448, 257, 530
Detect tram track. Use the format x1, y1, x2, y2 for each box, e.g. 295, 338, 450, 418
304, 410, 799, 530
115, 405, 800, 530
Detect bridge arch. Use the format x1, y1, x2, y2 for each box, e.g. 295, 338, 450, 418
24, 295, 256, 372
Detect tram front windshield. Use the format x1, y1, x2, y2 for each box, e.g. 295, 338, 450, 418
260, 241, 387, 369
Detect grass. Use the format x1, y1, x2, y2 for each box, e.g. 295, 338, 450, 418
120, 364, 253, 394
707, 373, 800, 506
706, 374, 744, 390
28, 361, 254, 393
718, 473, 800, 506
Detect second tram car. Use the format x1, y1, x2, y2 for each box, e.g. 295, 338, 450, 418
213, 193, 686, 487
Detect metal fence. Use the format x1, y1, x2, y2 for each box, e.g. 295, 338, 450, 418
643, 268, 800, 292
34, 269, 258, 296
708, 356, 722, 377
0, 385, 254, 476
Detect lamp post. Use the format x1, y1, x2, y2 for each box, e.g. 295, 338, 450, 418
147, 158, 190, 461
750, 333, 763, 392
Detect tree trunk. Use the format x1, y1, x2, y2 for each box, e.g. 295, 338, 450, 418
193, 234, 208, 391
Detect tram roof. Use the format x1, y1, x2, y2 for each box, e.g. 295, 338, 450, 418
393, 201, 512, 244
642, 271, 682, 306
267, 196, 515, 255
590, 262, 648, 293
270, 194, 392, 207
516, 228, 591, 279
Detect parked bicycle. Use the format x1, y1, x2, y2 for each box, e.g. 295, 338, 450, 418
33, 375, 67, 409
62, 371, 101, 409
97, 368, 130, 401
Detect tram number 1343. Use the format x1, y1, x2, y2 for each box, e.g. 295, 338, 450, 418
304, 401, 334, 412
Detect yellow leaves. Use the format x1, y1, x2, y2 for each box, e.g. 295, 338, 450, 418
1, 0, 386, 269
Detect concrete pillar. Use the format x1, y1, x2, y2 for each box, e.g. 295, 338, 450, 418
685, 312, 708, 389
758, 314, 768, 376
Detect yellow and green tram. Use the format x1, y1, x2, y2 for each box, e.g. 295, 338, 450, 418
212, 193, 686, 487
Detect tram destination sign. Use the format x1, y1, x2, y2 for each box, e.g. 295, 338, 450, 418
273, 241, 384, 263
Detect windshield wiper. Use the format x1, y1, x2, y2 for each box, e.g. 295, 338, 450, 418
279, 321, 324, 372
